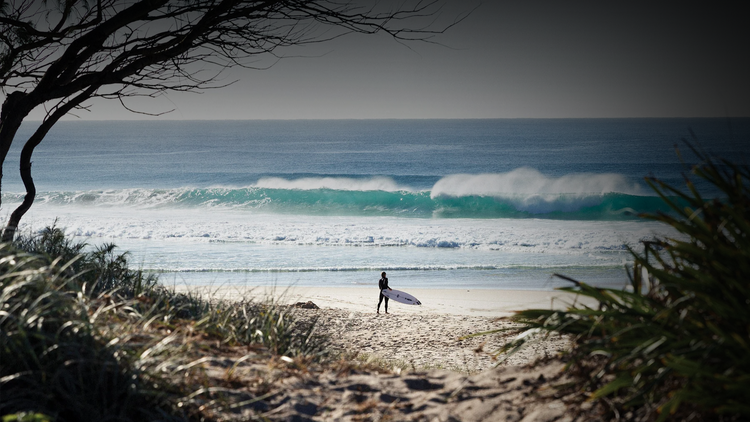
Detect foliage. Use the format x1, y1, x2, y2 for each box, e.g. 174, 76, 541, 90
2, 413, 52, 422
0, 245, 187, 421
13, 224, 158, 296
1, 227, 329, 421
143, 287, 328, 358
497, 146, 750, 420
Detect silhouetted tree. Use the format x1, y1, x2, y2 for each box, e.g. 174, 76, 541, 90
0, 0, 458, 241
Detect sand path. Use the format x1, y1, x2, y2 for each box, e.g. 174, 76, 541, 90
171, 285, 592, 420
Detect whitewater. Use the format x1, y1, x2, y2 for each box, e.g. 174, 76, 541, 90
3, 119, 748, 290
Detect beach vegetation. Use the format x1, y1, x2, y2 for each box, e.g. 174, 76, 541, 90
492, 145, 750, 421
1, 227, 329, 420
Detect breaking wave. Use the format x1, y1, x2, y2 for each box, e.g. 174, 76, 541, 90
4, 170, 676, 220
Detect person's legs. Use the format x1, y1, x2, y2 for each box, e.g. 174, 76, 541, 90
384, 297, 389, 314
377, 292, 384, 313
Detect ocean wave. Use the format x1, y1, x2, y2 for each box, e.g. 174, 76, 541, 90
431, 168, 646, 197
14, 203, 676, 258
3, 170, 676, 220
254, 176, 411, 192
145, 263, 624, 273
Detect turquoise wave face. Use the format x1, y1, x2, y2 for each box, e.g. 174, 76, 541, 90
14, 187, 681, 220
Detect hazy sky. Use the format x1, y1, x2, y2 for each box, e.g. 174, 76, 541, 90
24, 1, 750, 119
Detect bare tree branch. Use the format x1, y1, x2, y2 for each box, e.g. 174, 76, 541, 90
0, 0, 461, 238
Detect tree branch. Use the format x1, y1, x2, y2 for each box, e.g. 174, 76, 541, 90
0, 0, 460, 232
1, 86, 96, 241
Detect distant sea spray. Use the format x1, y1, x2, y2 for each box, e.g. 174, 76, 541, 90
4, 168, 675, 220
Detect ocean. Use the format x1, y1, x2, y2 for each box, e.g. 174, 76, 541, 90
3, 118, 749, 290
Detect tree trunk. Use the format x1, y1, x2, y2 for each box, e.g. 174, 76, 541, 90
0, 92, 34, 215
1, 118, 55, 242
2, 161, 34, 242
1, 88, 95, 242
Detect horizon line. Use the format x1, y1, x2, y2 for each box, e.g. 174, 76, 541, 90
35, 116, 750, 122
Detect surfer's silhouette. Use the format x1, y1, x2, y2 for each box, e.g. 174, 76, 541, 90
377, 271, 392, 314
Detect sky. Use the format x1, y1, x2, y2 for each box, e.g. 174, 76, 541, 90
21, 1, 750, 120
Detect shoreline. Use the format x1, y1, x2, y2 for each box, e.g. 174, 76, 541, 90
168, 284, 595, 318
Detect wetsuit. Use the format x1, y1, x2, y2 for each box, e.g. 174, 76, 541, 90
377, 276, 390, 313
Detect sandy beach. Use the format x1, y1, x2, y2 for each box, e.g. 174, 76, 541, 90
171, 285, 594, 373
164, 284, 598, 420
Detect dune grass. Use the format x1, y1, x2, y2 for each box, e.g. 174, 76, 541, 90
0, 227, 328, 421
490, 145, 750, 421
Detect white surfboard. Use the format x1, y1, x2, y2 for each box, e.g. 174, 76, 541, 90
381, 289, 421, 305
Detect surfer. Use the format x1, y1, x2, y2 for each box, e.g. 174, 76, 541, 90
377, 271, 391, 314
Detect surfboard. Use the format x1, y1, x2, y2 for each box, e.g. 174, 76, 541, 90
381, 289, 421, 305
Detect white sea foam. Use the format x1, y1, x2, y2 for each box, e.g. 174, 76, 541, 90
430, 168, 646, 198
4, 188, 678, 289
14, 201, 674, 256
33, 188, 190, 207
3, 168, 677, 287
254, 176, 410, 192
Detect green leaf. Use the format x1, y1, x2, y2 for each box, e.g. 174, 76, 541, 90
590, 375, 633, 399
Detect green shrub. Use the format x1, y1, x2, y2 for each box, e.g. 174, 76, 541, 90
11, 226, 324, 358
0, 246, 186, 421
140, 287, 328, 358
2, 225, 329, 421
498, 146, 750, 420
2, 413, 52, 422
12, 224, 158, 297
